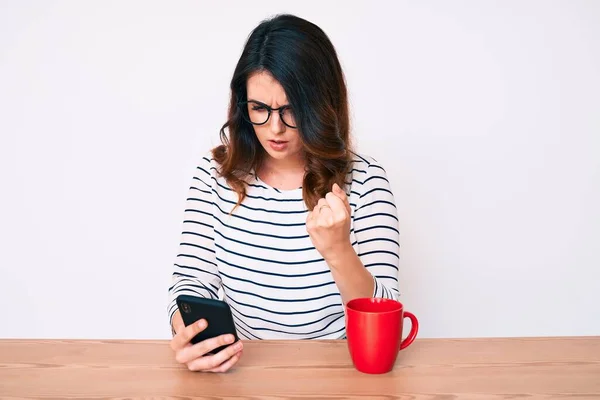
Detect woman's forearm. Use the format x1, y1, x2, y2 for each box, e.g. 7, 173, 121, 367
325, 243, 374, 304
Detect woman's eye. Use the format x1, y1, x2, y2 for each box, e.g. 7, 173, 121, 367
252, 106, 267, 111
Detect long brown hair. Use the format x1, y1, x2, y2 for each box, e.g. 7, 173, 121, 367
213, 14, 352, 210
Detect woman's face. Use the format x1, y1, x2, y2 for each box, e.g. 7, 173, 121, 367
246, 71, 303, 164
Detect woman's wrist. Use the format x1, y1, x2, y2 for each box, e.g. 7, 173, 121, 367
171, 310, 184, 336
322, 241, 355, 268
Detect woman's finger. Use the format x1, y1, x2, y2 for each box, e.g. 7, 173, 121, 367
316, 196, 335, 225
186, 340, 243, 372
325, 192, 347, 220
207, 350, 243, 373
313, 198, 329, 217
171, 319, 208, 351
332, 183, 351, 214
177, 333, 236, 364
306, 210, 313, 222
332, 183, 346, 199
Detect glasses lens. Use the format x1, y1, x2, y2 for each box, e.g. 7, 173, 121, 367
281, 107, 296, 128
247, 102, 269, 124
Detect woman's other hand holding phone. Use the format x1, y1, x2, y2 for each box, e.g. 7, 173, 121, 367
169, 310, 244, 372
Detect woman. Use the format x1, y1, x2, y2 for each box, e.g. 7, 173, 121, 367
168, 14, 400, 372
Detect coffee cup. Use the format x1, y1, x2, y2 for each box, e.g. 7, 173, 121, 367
346, 297, 418, 374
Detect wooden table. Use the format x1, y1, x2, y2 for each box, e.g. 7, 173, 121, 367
1, 337, 599, 399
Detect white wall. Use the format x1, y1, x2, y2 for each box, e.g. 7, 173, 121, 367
1, 0, 598, 339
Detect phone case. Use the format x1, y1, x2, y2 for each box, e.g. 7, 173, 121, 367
176, 295, 240, 354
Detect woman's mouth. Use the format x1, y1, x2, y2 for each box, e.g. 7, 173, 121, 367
268, 140, 289, 151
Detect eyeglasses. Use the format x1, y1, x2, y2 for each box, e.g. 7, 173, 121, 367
238, 100, 297, 129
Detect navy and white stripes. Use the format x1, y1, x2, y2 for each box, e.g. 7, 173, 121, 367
168, 152, 400, 339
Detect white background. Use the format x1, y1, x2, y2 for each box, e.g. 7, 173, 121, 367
1, 0, 599, 339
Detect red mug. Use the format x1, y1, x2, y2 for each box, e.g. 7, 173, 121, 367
346, 297, 418, 374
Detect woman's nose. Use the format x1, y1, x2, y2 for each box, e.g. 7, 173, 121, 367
269, 111, 285, 134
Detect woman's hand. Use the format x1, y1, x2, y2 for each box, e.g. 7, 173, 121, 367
306, 183, 353, 261
170, 311, 243, 373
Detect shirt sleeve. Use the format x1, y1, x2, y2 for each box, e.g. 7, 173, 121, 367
167, 156, 222, 326
353, 159, 401, 300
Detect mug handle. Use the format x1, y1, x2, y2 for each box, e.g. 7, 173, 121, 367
399, 311, 419, 350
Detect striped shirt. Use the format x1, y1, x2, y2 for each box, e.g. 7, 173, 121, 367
167, 152, 400, 340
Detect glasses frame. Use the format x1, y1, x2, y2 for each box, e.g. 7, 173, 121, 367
238, 100, 297, 129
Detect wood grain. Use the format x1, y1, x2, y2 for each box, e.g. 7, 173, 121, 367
0, 337, 599, 399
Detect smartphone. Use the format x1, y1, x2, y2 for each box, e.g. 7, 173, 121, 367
176, 295, 240, 354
